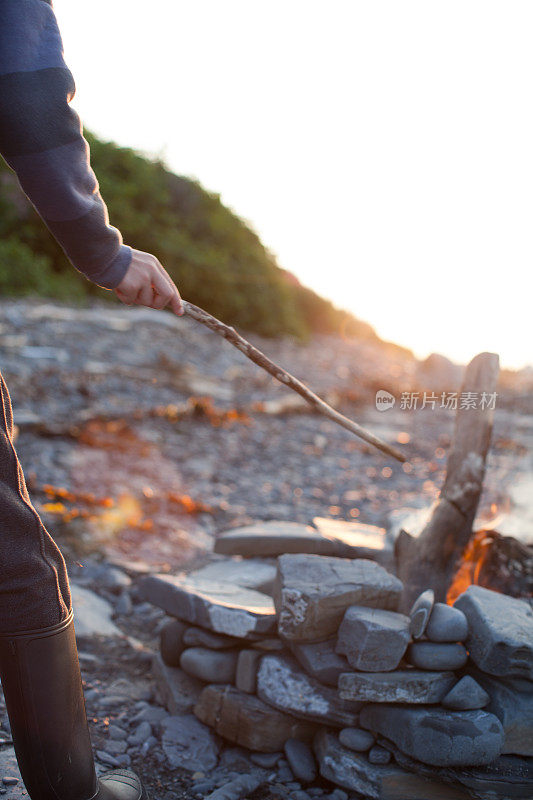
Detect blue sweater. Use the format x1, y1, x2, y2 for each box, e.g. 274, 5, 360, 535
0, 0, 132, 289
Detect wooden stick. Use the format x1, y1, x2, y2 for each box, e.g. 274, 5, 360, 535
182, 301, 407, 463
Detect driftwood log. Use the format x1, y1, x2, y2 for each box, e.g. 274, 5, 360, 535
396, 351, 500, 609
182, 301, 406, 463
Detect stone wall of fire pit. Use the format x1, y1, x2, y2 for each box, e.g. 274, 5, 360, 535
139, 520, 533, 800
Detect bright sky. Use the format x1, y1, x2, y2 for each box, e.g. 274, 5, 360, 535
54, 0, 531, 369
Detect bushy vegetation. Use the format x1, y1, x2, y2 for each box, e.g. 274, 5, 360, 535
0, 133, 381, 341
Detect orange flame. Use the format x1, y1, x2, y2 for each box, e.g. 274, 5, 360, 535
446, 529, 494, 605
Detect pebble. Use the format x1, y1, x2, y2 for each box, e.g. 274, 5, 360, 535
129, 704, 169, 725
108, 724, 128, 741
114, 591, 133, 616
442, 676, 490, 710
407, 642, 468, 671
1, 778, 18, 786
368, 745, 391, 765
160, 619, 188, 667
338, 727, 375, 752
277, 765, 294, 782
426, 602, 468, 642
250, 752, 282, 768
284, 739, 317, 784
103, 740, 128, 755
235, 649, 262, 694
409, 589, 434, 639
141, 735, 158, 757
96, 751, 120, 767
327, 791, 348, 800
180, 647, 238, 684
127, 721, 152, 746
115, 754, 132, 767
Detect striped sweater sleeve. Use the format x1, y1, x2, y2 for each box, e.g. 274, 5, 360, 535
0, 0, 132, 289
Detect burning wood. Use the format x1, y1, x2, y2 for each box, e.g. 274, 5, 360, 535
396, 351, 500, 608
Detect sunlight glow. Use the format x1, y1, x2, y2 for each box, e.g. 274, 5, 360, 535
53, 0, 532, 368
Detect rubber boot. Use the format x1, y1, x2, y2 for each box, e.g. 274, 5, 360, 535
0, 609, 149, 800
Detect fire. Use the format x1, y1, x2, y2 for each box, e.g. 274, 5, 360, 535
446, 529, 495, 605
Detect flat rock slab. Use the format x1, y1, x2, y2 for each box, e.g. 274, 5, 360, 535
426, 603, 468, 643
257, 654, 360, 727
313, 517, 393, 565
152, 652, 203, 714
314, 731, 471, 800
274, 554, 402, 642
160, 713, 220, 772
407, 642, 468, 671
194, 684, 316, 752
338, 670, 456, 704
455, 586, 533, 679
470, 671, 533, 757
215, 521, 332, 557
188, 559, 277, 596
290, 638, 349, 686
336, 606, 410, 671
139, 574, 276, 639
360, 704, 504, 766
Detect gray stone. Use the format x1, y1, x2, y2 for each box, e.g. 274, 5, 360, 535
194, 684, 317, 752
455, 586, 533, 679
338, 670, 455, 704
127, 721, 152, 746
189, 559, 277, 596
107, 724, 128, 741
214, 519, 390, 559
204, 773, 265, 800
409, 589, 435, 639
407, 642, 468, 671
104, 740, 128, 755
312, 517, 393, 566
284, 739, 317, 784
152, 652, 203, 714
0, 750, 23, 800
160, 713, 219, 772
129, 702, 169, 725
1, 777, 18, 786
368, 745, 391, 765
290, 639, 349, 687
160, 618, 187, 666
470, 671, 533, 756
70, 583, 123, 638
180, 647, 238, 684
336, 606, 410, 671
250, 638, 285, 651
442, 676, 490, 711
139, 574, 276, 639
360, 704, 504, 766
274, 555, 402, 642
426, 602, 468, 643
235, 649, 262, 694
338, 727, 375, 752
314, 731, 470, 799
250, 752, 282, 768
96, 751, 120, 767
257, 655, 360, 727
183, 626, 240, 650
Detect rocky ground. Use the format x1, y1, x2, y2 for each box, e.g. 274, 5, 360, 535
0, 298, 532, 800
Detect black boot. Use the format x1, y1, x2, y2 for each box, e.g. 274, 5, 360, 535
0, 609, 149, 800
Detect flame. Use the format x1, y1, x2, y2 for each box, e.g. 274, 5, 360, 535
446, 529, 495, 605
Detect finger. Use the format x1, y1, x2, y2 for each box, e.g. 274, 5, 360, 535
134, 284, 156, 307
114, 287, 136, 306
151, 267, 184, 315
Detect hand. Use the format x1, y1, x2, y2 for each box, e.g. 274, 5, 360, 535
114, 249, 184, 315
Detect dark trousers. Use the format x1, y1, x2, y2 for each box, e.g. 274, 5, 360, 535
0, 370, 71, 633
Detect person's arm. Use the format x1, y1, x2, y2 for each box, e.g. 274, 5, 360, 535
0, 0, 182, 313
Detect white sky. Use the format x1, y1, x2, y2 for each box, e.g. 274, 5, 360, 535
53, 0, 532, 369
